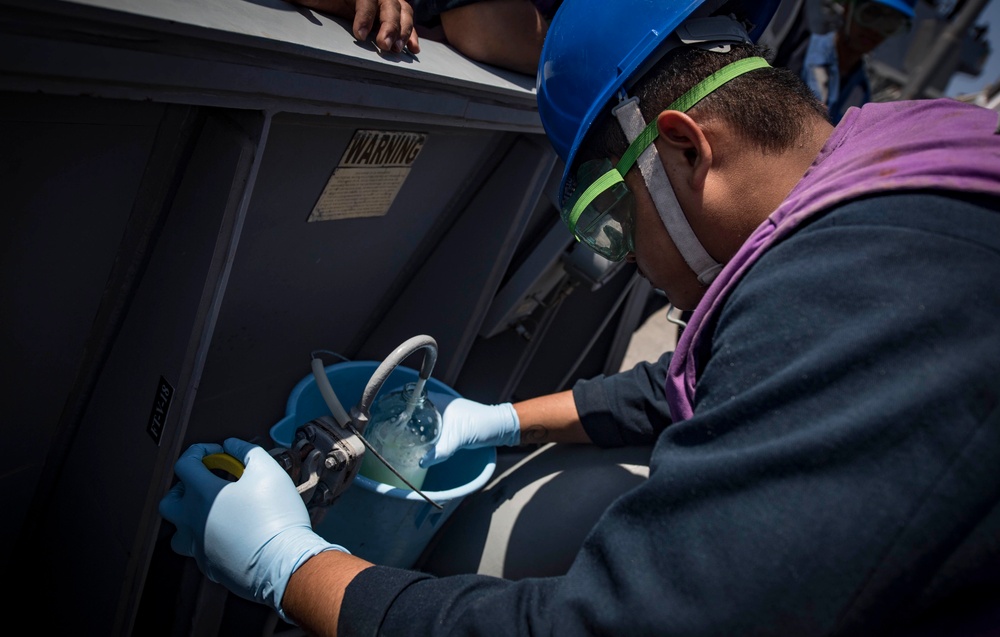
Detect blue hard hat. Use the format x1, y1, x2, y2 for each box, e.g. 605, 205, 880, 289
871, 0, 917, 19
537, 0, 782, 193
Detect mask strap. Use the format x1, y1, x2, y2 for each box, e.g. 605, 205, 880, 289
612, 56, 769, 285
613, 99, 721, 284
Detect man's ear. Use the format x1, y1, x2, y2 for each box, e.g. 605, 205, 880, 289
655, 110, 712, 190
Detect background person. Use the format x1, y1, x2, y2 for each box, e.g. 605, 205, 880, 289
159, 0, 1000, 635
770, 0, 917, 122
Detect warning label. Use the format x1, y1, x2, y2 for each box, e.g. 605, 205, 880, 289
308, 129, 427, 221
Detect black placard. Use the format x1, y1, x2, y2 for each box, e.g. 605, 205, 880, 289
147, 376, 174, 445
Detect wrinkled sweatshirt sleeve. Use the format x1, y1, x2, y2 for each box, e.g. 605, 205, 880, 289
572, 351, 674, 446
338, 566, 557, 637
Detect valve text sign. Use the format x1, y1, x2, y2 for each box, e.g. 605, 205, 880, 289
308, 129, 427, 221
147, 376, 174, 446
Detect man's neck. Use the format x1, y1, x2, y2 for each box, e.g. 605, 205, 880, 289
768, 117, 835, 208
703, 116, 835, 261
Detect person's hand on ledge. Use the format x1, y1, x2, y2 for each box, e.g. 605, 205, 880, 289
285, 0, 420, 53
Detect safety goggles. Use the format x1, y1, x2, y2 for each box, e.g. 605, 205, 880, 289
560, 145, 645, 261
852, 1, 911, 36
561, 56, 770, 262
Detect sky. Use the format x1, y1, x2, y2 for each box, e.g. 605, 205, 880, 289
944, 0, 1000, 96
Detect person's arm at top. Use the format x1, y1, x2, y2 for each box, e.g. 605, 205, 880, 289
438, 0, 549, 75
284, 0, 420, 53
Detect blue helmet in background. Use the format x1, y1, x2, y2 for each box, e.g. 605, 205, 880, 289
536, 0, 783, 195
871, 0, 917, 19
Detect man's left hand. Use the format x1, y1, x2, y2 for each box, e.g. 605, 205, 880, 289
158, 438, 346, 621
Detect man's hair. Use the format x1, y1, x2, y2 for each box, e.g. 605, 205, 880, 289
577, 43, 829, 167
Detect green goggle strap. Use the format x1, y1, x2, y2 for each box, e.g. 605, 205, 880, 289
568, 56, 770, 230
565, 169, 626, 231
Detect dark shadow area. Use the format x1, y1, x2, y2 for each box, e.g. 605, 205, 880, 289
418, 444, 651, 578
503, 459, 648, 579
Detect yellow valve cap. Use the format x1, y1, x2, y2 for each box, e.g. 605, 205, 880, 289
202, 452, 245, 480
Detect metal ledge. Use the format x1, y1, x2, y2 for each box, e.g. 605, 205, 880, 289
0, 0, 543, 131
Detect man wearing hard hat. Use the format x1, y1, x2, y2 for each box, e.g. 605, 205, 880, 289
160, 0, 1000, 634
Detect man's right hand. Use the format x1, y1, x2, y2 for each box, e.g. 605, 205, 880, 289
285, 0, 419, 53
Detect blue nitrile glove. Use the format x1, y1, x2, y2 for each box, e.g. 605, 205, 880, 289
158, 438, 346, 622
420, 393, 520, 468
